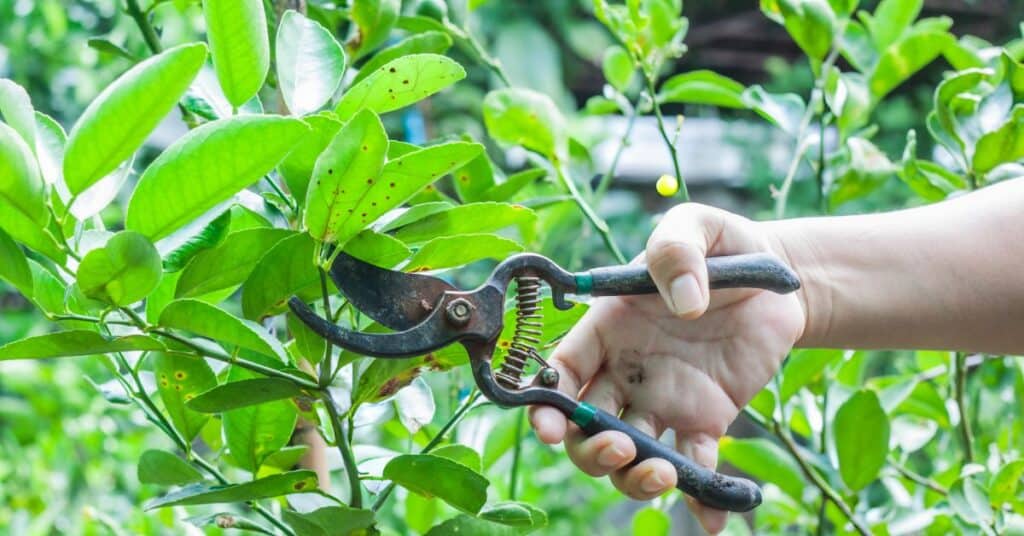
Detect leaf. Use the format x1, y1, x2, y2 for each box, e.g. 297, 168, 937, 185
33, 111, 66, 186
319, 141, 483, 247
279, 114, 342, 203
204, 0, 269, 107
719, 436, 806, 501
153, 352, 218, 442
899, 131, 965, 200
658, 70, 746, 108
378, 201, 454, 232
483, 88, 567, 160
86, 38, 138, 61
343, 230, 411, 267
0, 122, 49, 254
335, 54, 465, 120
990, 460, 1024, 506
76, 231, 162, 306
287, 312, 327, 365
869, 31, 954, 99
406, 493, 438, 534
479, 501, 548, 531
383, 454, 489, 514
742, 86, 806, 137
63, 43, 206, 194
241, 233, 317, 320
282, 506, 375, 536
833, 389, 889, 491
763, 0, 835, 63
353, 356, 425, 406
159, 299, 285, 360
137, 449, 205, 486
163, 209, 232, 272
394, 377, 435, 435
602, 45, 634, 93
0, 78, 36, 146
480, 168, 547, 202
425, 516, 518, 536
146, 470, 317, 509
405, 234, 523, 271
176, 228, 294, 299
28, 260, 66, 315
866, 0, 921, 50
350, 0, 400, 59
186, 513, 272, 533
68, 159, 132, 220
949, 477, 994, 526
451, 146, 496, 203
0, 331, 164, 360
840, 20, 878, 73
188, 378, 302, 413
431, 444, 481, 473
393, 202, 536, 244
631, 507, 670, 536
974, 105, 1024, 174
276, 10, 346, 116
126, 115, 308, 240
779, 349, 842, 401
0, 227, 33, 297
223, 366, 298, 472
304, 109, 387, 244
262, 445, 309, 471
352, 31, 453, 85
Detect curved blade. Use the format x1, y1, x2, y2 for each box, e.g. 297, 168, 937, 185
329, 251, 457, 330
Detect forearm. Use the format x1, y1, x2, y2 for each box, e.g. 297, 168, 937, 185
767, 178, 1024, 354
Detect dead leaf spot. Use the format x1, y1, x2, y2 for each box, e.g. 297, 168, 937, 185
174, 371, 186, 380
293, 481, 308, 490
328, 169, 333, 175
389, 67, 396, 73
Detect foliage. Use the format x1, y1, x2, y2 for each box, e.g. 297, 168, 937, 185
0, 0, 1023, 534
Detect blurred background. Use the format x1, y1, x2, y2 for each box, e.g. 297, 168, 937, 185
2, 0, 1023, 534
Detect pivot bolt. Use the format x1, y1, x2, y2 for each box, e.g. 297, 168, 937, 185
445, 298, 474, 326
539, 367, 559, 387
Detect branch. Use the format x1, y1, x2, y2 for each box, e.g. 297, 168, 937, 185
322, 390, 363, 508
954, 351, 975, 463
555, 164, 626, 264
125, 0, 162, 54
887, 458, 948, 495
595, 101, 639, 200
645, 75, 687, 201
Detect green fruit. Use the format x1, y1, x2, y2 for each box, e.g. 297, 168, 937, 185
415, 0, 448, 21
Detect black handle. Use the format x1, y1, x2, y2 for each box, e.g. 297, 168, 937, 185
572, 403, 761, 512
577, 252, 800, 297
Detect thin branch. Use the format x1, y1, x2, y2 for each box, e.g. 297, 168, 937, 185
322, 390, 363, 508
509, 407, 525, 500
317, 268, 334, 388
125, 0, 162, 54
555, 165, 626, 264
595, 102, 639, 200
644, 75, 688, 201
954, 351, 975, 463
887, 458, 948, 495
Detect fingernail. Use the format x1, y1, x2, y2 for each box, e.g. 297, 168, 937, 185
641, 471, 666, 493
669, 273, 701, 316
597, 444, 624, 468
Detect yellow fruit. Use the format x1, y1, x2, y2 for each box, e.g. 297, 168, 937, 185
656, 174, 679, 197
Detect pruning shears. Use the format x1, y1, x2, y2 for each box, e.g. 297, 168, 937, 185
289, 250, 800, 512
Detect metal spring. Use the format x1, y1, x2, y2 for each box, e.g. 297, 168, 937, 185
495, 276, 545, 389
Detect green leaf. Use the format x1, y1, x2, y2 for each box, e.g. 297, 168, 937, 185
0, 122, 51, 257
137, 449, 205, 486
276, 10, 346, 116
631, 507, 670, 536
899, 131, 965, 201
126, 115, 307, 240
335, 53, 466, 120
426, 516, 518, 536
76, 231, 162, 306
990, 460, 1024, 506
282, 506, 375, 536
261, 445, 309, 471
160, 299, 285, 360
343, 230, 411, 267
352, 31, 453, 85
451, 146, 496, 203
763, 0, 835, 63
742, 86, 806, 137
602, 45, 634, 93
0, 78, 36, 146
866, 0, 921, 50
840, 21, 878, 73
833, 389, 889, 491
658, 70, 746, 108
483, 88, 567, 160
350, 0, 401, 59
304, 109, 387, 244
779, 349, 842, 401
406, 493, 438, 534
828, 137, 899, 207
719, 436, 806, 501
824, 69, 871, 133
153, 352, 218, 442
432, 444, 482, 473
185, 513, 272, 533
176, 228, 294, 299
480, 168, 547, 202
28, 260, 66, 315
318, 141, 483, 247
279, 114, 342, 203
383, 454, 489, 514
241, 233, 317, 320
204, 0, 269, 107
188, 378, 302, 413
33, 111, 66, 186
949, 477, 994, 526
352, 356, 424, 406
86, 38, 138, 61
287, 312, 327, 365
393, 202, 536, 244
479, 501, 548, 532
222, 366, 298, 472
0, 227, 32, 297
974, 105, 1024, 174
163, 209, 232, 272
405, 234, 524, 271
0, 331, 164, 360
146, 470, 317, 509
379, 201, 454, 232
63, 43, 206, 194
869, 31, 954, 99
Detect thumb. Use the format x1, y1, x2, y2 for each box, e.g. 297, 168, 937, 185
645, 204, 721, 319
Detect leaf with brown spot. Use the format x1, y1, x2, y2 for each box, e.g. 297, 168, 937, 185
153, 352, 218, 443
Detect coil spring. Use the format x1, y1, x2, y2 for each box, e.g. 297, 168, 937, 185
495, 276, 546, 389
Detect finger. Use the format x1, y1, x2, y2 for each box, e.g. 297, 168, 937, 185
646, 204, 723, 319
678, 432, 729, 535
565, 372, 634, 476
609, 411, 676, 499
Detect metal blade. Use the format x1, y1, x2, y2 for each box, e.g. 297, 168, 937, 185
329, 251, 457, 331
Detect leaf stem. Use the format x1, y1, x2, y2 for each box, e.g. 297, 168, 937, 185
371, 389, 482, 512
887, 457, 948, 495
322, 389, 363, 508
264, 174, 298, 213
509, 407, 525, 500
124, 0, 163, 54
595, 101, 639, 200
644, 75, 687, 201
954, 351, 975, 463
317, 268, 334, 388
555, 165, 626, 264
445, 22, 511, 87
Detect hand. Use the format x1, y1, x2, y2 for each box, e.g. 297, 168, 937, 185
529, 203, 806, 534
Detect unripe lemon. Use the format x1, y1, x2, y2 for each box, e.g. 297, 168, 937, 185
656, 174, 679, 197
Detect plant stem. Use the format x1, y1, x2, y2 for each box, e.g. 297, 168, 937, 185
125, 0, 162, 54
816, 388, 829, 536
555, 165, 626, 264
887, 458, 948, 495
445, 22, 510, 87
954, 351, 975, 463
318, 268, 334, 388
371, 390, 482, 512
644, 75, 688, 201
595, 104, 639, 200
509, 407, 525, 500
322, 390, 363, 508
264, 174, 297, 213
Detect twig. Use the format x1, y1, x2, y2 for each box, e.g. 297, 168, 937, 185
644, 75, 688, 201
816, 388, 829, 536
445, 22, 510, 87
264, 174, 298, 214
125, 0, 162, 54
318, 268, 334, 388
555, 165, 626, 264
322, 390, 363, 508
509, 407, 525, 500
954, 351, 975, 463
595, 102, 639, 200
887, 458, 948, 495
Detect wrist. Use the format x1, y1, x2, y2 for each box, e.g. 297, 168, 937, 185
760, 218, 831, 348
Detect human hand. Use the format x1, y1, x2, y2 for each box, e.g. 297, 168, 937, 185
529, 203, 806, 533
